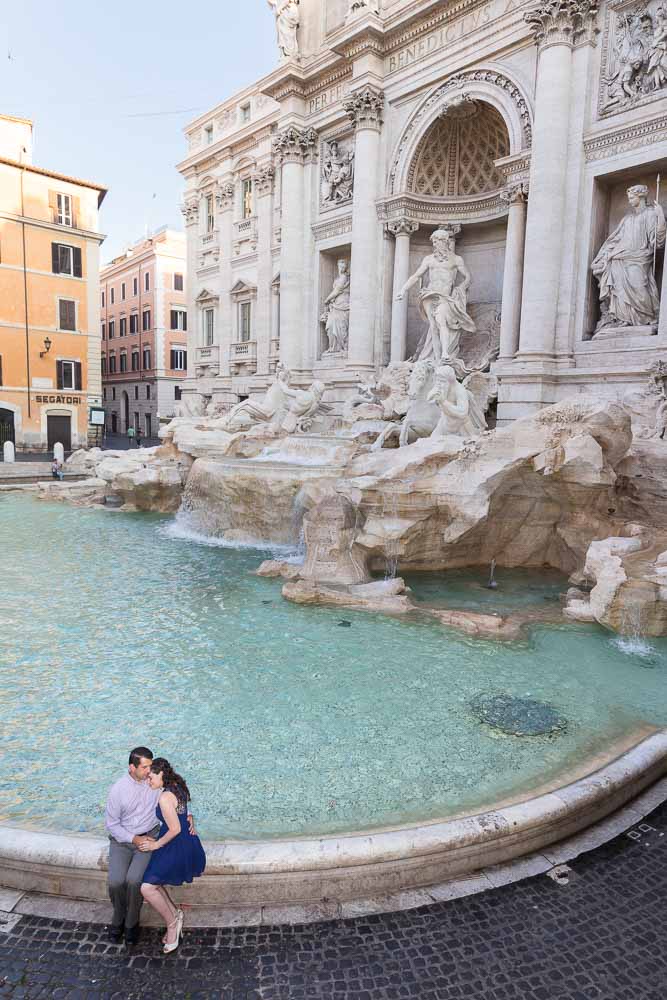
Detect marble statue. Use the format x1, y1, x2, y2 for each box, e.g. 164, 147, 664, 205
348, 0, 379, 15
220, 364, 293, 431
281, 381, 331, 433
321, 259, 351, 354
396, 228, 476, 363
372, 361, 440, 450
592, 184, 666, 333
267, 0, 300, 61
428, 365, 488, 439
322, 141, 355, 205
174, 394, 206, 418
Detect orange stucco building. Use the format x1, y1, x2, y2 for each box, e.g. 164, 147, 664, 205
0, 114, 107, 452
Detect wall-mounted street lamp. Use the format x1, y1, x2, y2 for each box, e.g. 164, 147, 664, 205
39, 337, 52, 359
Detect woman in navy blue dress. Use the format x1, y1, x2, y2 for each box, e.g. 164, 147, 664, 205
139, 758, 206, 954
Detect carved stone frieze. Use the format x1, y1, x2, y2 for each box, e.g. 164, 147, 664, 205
181, 200, 199, 226
387, 219, 420, 238
343, 87, 385, 130
312, 215, 353, 242
272, 126, 319, 164
216, 182, 235, 211
599, 1, 667, 116
501, 182, 529, 205
584, 114, 667, 159
524, 0, 600, 49
255, 164, 276, 196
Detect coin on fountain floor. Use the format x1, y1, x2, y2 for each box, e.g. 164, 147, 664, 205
338, 620, 352, 627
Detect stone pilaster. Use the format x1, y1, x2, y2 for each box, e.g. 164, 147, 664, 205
216, 180, 235, 378
254, 164, 276, 376
273, 126, 318, 371
344, 86, 384, 371
499, 184, 528, 360
517, 0, 598, 360
388, 219, 419, 364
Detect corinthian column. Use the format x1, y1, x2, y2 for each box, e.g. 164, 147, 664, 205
388, 219, 419, 363
254, 164, 276, 376
344, 86, 384, 371
273, 125, 318, 371
499, 184, 528, 360
216, 181, 235, 378
517, 0, 598, 358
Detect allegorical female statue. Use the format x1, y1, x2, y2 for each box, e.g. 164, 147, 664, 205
592, 183, 666, 333
267, 0, 300, 61
396, 228, 476, 363
320, 259, 351, 354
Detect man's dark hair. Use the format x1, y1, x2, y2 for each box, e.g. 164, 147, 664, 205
129, 746, 153, 767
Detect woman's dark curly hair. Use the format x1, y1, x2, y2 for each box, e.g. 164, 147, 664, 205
150, 758, 191, 807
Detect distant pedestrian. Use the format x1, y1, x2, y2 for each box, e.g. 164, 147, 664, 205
127, 425, 136, 448
51, 459, 59, 480
136, 427, 142, 449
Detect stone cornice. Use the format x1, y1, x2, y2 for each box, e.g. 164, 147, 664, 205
377, 191, 509, 225
583, 115, 667, 162
312, 215, 353, 242
524, 0, 599, 50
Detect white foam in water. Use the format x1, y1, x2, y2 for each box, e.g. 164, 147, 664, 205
612, 635, 657, 658
160, 511, 300, 559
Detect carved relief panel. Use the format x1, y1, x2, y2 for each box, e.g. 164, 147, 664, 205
320, 134, 355, 211
600, 0, 667, 117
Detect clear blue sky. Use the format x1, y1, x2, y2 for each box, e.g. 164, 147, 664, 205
0, 1, 277, 262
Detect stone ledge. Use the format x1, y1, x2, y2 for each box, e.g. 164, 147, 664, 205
1, 730, 666, 918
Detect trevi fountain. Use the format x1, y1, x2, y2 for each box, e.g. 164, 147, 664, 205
3, 0, 667, 920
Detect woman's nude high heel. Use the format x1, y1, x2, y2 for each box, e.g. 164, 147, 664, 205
163, 910, 183, 955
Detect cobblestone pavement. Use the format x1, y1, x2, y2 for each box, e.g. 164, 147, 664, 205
1, 800, 666, 1000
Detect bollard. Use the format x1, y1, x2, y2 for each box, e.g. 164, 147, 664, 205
53, 442, 65, 464
3, 441, 15, 463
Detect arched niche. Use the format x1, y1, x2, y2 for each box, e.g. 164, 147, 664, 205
388, 67, 533, 197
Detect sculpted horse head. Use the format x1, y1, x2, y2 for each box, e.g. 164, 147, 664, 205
407, 360, 436, 401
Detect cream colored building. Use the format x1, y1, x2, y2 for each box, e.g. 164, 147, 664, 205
0, 115, 106, 451
177, 0, 667, 423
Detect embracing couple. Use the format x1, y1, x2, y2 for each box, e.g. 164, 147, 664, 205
104, 746, 206, 954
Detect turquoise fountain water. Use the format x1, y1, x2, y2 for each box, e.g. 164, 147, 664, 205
1, 493, 666, 840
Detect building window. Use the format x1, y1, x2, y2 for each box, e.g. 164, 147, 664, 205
101, 358, 107, 376
174, 273, 184, 291
134, 410, 139, 430
170, 308, 187, 331
206, 194, 215, 233
56, 360, 82, 390
109, 355, 116, 374
145, 413, 151, 437
133, 277, 138, 296
110, 287, 115, 305
120, 353, 128, 373
102, 322, 106, 340
57, 193, 72, 227
58, 299, 76, 331
131, 352, 139, 372
134, 385, 139, 400
145, 271, 150, 292
240, 103, 251, 123
112, 386, 116, 399
129, 313, 139, 335
142, 309, 151, 331
242, 179, 253, 219
146, 384, 151, 399
205, 124, 213, 144
121, 282, 126, 301
170, 348, 187, 371
51, 243, 81, 277
101, 291, 105, 308
175, 385, 182, 401
203, 308, 214, 346
143, 348, 151, 370
119, 317, 127, 337
108, 320, 115, 339
239, 301, 251, 342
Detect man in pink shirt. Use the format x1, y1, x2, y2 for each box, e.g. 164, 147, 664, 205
105, 746, 194, 945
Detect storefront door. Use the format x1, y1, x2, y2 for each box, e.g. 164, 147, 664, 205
47, 414, 72, 452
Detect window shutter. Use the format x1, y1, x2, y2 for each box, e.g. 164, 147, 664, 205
72, 196, 80, 229
56, 360, 64, 390
183, 351, 188, 369
183, 312, 187, 332
170, 349, 176, 369
0, 355, 3, 386
48, 191, 58, 223
74, 362, 82, 391
73, 247, 82, 278
170, 309, 177, 330
52, 243, 60, 274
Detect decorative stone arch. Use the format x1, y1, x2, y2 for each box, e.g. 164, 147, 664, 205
388, 67, 533, 197
0, 401, 22, 437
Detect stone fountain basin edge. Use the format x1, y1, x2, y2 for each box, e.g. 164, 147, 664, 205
1, 728, 666, 909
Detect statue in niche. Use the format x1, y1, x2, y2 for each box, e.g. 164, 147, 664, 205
428, 365, 488, 439
267, 0, 300, 62
320, 259, 351, 355
603, 5, 667, 109
591, 184, 666, 334
219, 363, 293, 431
396, 228, 476, 363
322, 140, 355, 205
